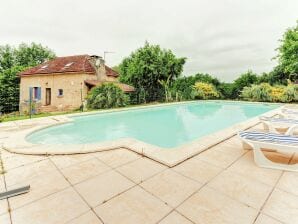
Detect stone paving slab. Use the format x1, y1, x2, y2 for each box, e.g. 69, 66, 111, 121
94, 186, 172, 224
0, 118, 297, 223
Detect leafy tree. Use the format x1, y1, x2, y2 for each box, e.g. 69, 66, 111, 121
0, 66, 25, 112
15, 43, 55, 67
217, 83, 235, 99
232, 70, 258, 98
276, 21, 298, 81
119, 42, 186, 103
87, 83, 129, 109
0, 43, 55, 72
0, 43, 55, 113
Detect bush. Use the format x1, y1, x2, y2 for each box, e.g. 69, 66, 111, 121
87, 83, 129, 109
170, 73, 220, 101
217, 83, 235, 99
232, 71, 258, 98
241, 83, 298, 103
193, 82, 219, 99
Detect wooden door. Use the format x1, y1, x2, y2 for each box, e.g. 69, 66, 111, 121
46, 88, 51, 105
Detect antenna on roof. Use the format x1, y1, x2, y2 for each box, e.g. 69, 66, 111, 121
103, 51, 115, 61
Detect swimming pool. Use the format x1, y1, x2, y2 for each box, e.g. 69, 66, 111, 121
27, 101, 279, 148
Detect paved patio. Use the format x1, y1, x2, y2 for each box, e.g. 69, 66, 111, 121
0, 123, 297, 224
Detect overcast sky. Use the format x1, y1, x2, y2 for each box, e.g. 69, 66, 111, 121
0, 0, 297, 81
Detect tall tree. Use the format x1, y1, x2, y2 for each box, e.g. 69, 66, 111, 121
232, 70, 258, 98
119, 42, 186, 103
0, 43, 55, 113
275, 21, 298, 82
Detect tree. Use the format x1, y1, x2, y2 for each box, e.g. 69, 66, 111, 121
0, 43, 55, 72
0, 66, 25, 112
275, 21, 298, 81
0, 43, 55, 113
119, 42, 186, 103
232, 70, 258, 98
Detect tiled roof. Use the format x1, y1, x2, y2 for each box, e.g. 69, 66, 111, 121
84, 80, 135, 92
19, 55, 119, 77
105, 65, 119, 77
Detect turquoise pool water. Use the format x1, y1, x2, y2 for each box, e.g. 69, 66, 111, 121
27, 101, 278, 148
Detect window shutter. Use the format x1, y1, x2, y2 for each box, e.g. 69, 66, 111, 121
37, 87, 41, 100
29, 87, 33, 100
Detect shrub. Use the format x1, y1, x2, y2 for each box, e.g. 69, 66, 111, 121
232, 71, 258, 98
217, 83, 235, 99
87, 83, 129, 109
241, 83, 298, 103
193, 82, 219, 99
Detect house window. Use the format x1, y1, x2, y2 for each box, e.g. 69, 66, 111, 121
58, 89, 63, 97
32, 87, 41, 100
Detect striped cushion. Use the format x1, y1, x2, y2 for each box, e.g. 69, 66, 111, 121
239, 131, 298, 146
260, 116, 298, 124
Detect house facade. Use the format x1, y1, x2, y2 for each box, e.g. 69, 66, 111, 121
19, 55, 134, 113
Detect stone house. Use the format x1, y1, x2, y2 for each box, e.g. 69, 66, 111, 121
19, 55, 134, 113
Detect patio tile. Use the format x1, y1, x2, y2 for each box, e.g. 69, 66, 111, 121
207, 170, 272, 209
94, 186, 171, 224
254, 214, 283, 224
0, 149, 17, 160
276, 171, 298, 196
173, 157, 222, 184
227, 152, 283, 186
211, 142, 245, 157
74, 170, 134, 207
94, 148, 140, 168
0, 175, 4, 190
195, 147, 243, 169
0, 199, 9, 216
67, 211, 102, 224
177, 187, 258, 224
0, 175, 8, 215
61, 158, 110, 184
8, 169, 70, 210
117, 157, 167, 184
10, 187, 89, 224
50, 154, 93, 169
263, 189, 298, 224
4, 159, 57, 186
140, 169, 201, 207
0, 213, 11, 224
2, 154, 47, 170
159, 211, 193, 224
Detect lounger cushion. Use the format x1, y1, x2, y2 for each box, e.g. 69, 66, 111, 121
239, 131, 298, 146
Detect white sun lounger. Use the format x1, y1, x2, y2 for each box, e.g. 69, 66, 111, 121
279, 108, 298, 119
238, 131, 298, 172
259, 116, 298, 135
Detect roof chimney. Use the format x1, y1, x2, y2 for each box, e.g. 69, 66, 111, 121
89, 55, 106, 81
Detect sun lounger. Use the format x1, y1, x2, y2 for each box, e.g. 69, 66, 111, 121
260, 116, 298, 135
238, 131, 298, 172
279, 108, 298, 119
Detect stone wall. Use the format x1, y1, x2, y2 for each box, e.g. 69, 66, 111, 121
19, 73, 96, 112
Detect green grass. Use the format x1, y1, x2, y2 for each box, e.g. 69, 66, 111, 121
0, 100, 194, 123
0, 110, 82, 122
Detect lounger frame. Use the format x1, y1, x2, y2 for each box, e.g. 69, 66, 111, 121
238, 133, 298, 172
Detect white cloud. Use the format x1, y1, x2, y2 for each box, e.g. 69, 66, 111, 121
0, 0, 297, 81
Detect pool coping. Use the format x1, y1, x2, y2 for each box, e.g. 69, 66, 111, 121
1, 101, 283, 167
